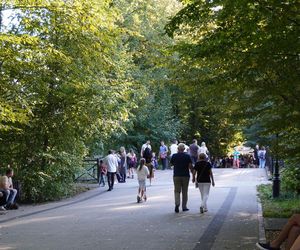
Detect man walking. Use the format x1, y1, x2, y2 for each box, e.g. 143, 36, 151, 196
170, 143, 193, 213
104, 150, 119, 191
141, 140, 152, 164
159, 141, 168, 170
189, 139, 199, 166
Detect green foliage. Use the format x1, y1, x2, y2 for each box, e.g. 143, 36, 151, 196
109, 86, 182, 153
0, 0, 137, 201
281, 164, 300, 195
257, 184, 300, 218
97, 0, 183, 154
1, 0, 298, 201
166, 0, 300, 169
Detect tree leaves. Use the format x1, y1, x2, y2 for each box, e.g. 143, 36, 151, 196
166, 0, 299, 159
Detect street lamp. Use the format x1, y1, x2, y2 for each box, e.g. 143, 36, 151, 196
272, 133, 280, 198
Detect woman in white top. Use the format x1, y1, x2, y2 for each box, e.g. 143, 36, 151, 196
136, 158, 149, 203
198, 142, 209, 159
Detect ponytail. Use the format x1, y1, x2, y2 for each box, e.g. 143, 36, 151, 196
138, 158, 146, 171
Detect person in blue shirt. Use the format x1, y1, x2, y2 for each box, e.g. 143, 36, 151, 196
170, 143, 193, 213
159, 141, 169, 170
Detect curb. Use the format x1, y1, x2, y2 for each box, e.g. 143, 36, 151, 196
0, 185, 105, 224
257, 168, 269, 243
257, 196, 266, 242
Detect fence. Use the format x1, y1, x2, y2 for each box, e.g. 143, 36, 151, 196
74, 158, 101, 182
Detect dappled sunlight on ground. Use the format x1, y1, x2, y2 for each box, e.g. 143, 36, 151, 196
0, 168, 265, 250
1, 215, 70, 228
235, 211, 257, 219
0, 244, 18, 250
109, 203, 149, 211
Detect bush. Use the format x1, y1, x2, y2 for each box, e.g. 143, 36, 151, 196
257, 184, 300, 218
281, 165, 300, 194
18, 151, 83, 203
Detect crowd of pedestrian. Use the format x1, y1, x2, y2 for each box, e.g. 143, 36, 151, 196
99, 139, 216, 211
209, 144, 272, 172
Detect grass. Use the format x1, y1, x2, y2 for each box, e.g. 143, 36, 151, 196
257, 184, 300, 218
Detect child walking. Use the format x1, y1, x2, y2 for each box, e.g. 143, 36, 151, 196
136, 158, 149, 203
151, 152, 159, 170
99, 160, 107, 187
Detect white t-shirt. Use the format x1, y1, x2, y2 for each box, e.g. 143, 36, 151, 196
136, 165, 150, 181
104, 154, 119, 172
184, 144, 189, 153
169, 144, 178, 156
7, 177, 13, 189
198, 146, 209, 157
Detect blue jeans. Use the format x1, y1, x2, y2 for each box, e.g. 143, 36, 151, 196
1, 189, 17, 206
161, 158, 168, 170
99, 174, 105, 186
259, 159, 266, 168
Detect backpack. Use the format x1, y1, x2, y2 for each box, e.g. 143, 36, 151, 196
143, 147, 152, 159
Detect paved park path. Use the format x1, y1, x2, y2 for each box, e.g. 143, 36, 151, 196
0, 168, 268, 250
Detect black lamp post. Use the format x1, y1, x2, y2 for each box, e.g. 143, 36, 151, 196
272, 133, 280, 198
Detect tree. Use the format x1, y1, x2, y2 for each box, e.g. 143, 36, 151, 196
165, 0, 299, 158
0, 0, 136, 201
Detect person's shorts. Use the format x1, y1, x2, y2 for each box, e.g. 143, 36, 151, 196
138, 180, 146, 190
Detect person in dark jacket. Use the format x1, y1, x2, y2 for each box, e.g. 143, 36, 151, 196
192, 153, 215, 213
170, 143, 193, 213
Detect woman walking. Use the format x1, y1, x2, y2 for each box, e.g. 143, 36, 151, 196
136, 158, 149, 203
119, 147, 127, 182
192, 153, 215, 213
127, 149, 137, 179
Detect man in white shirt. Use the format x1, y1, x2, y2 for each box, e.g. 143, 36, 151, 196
104, 150, 119, 191
141, 140, 152, 164
140, 140, 152, 157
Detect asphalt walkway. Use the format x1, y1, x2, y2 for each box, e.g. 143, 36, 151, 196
0, 168, 268, 250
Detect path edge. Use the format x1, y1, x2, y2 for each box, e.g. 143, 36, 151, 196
257, 195, 266, 243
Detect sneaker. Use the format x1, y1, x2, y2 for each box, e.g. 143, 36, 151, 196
0, 206, 6, 211
183, 208, 189, 212
256, 242, 280, 250
10, 203, 19, 210
137, 195, 141, 203
204, 208, 208, 212
143, 195, 147, 202
175, 205, 179, 213
200, 207, 204, 214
